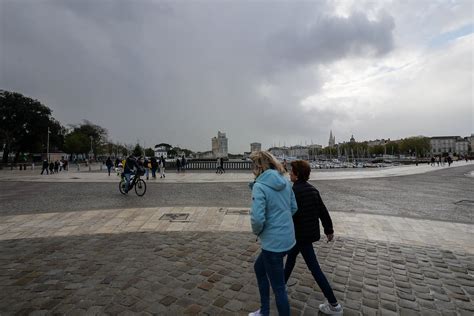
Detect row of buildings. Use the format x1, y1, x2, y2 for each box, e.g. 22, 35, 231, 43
330, 132, 473, 156
153, 130, 473, 159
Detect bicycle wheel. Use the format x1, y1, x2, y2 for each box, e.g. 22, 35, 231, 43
135, 179, 147, 196
119, 179, 127, 195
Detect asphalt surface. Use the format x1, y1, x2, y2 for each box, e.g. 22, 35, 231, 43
1, 165, 473, 223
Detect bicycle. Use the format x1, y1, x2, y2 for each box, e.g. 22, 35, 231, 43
119, 172, 147, 196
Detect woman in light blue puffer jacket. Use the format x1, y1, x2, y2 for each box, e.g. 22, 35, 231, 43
248, 151, 297, 316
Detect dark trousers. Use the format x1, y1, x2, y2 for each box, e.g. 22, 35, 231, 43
41, 167, 48, 175
254, 249, 290, 316
284, 242, 337, 304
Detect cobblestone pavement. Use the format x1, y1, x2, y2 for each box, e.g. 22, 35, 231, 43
1, 231, 473, 315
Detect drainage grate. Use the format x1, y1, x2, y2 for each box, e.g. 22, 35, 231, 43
454, 200, 474, 206
225, 209, 250, 215
159, 213, 190, 221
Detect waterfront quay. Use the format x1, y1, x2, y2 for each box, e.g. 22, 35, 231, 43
0, 163, 473, 315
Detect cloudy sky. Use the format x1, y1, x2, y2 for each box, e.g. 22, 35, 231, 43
1, 0, 473, 153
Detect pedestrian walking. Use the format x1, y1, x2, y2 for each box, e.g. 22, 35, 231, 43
159, 156, 166, 178
150, 157, 158, 179
216, 157, 221, 174
181, 155, 187, 172
220, 157, 225, 173
54, 160, 59, 173
144, 157, 150, 180
49, 161, 54, 174
41, 159, 49, 175
176, 157, 181, 173
106, 157, 113, 176
248, 151, 297, 316
285, 160, 343, 315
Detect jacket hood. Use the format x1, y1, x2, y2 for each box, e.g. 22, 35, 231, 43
256, 169, 287, 191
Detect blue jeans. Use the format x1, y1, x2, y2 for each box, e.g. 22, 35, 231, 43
284, 242, 337, 304
254, 249, 290, 316
124, 172, 133, 192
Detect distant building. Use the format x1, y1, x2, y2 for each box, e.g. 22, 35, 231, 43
154, 146, 168, 158
350, 135, 356, 143
195, 151, 215, 159
268, 147, 289, 159
430, 136, 470, 155
328, 130, 336, 147
250, 142, 261, 153
470, 134, 474, 154
212, 131, 228, 158
367, 139, 390, 147
456, 138, 469, 155
288, 145, 309, 159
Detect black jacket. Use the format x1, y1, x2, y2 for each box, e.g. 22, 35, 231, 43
292, 180, 334, 243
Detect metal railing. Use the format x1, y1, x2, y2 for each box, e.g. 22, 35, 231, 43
167, 160, 252, 170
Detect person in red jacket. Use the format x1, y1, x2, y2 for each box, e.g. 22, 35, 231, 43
285, 160, 343, 315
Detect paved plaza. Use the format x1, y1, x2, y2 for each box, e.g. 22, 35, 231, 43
0, 163, 473, 315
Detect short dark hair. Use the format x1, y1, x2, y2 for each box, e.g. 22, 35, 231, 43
290, 160, 311, 181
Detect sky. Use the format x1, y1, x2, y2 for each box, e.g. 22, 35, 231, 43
1, 0, 473, 153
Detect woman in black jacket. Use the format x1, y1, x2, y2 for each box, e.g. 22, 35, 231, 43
285, 160, 343, 315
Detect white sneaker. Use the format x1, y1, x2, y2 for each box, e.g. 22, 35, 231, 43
319, 302, 343, 315
248, 309, 263, 316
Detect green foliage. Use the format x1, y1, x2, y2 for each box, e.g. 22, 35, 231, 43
132, 143, 144, 157
399, 137, 431, 157
369, 145, 385, 156
155, 143, 172, 148
64, 131, 90, 154
167, 148, 178, 158
145, 147, 155, 157
0, 90, 64, 162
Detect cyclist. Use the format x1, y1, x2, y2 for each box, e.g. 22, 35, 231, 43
123, 155, 139, 194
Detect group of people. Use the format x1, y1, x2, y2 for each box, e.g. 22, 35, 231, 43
109, 155, 168, 193
40, 159, 68, 175
248, 151, 343, 316
176, 155, 187, 173
430, 156, 454, 167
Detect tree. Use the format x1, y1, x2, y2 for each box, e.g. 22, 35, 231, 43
68, 120, 108, 157
155, 143, 172, 149
369, 145, 385, 156
64, 131, 90, 156
132, 143, 144, 157
145, 147, 155, 157
0, 90, 64, 162
399, 137, 431, 157
62, 120, 109, 160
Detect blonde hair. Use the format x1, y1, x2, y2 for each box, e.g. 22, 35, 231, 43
249, 150, 286, 178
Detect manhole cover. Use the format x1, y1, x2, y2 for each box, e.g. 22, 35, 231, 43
159, 213, 189, 221
225, 209, 250, 215
454, 200, 474, 206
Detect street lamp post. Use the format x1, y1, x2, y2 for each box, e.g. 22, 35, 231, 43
47, 127, 50, 162
89, 136, 93, 171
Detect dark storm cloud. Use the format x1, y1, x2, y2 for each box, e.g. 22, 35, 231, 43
268, 11, 395, 67
0, 1, 396, 152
